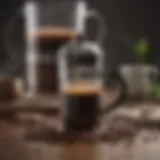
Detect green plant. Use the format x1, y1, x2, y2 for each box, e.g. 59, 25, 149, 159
149, 82, 160, 99
133, 38, 150, 63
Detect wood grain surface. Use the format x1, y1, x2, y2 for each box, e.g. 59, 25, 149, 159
1, 116, 160, 160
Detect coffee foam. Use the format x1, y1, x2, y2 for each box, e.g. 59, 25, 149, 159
33, 27, 76, 39
63, 82, 102, 95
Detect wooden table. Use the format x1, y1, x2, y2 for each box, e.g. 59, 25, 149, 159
0, 94, 60, 114
1, 120, 160, 160
1, 94, 160, 160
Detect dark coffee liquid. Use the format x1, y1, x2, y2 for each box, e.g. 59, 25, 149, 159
62, 84, 101, 131
35, 28, 75, 93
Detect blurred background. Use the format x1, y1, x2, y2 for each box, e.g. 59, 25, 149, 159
0, 0, 159, 69
0, 1, 160, 160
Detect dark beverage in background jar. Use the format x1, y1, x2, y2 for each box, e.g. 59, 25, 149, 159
62, 82, 101, 131
34, 27, 75, 93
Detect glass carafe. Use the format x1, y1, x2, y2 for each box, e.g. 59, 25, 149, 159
4, 0, 105, 94
24, 0, 105, 94
57, 36, 127, 132
57, 35, 104, 131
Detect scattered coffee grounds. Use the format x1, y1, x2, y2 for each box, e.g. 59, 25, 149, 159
99, 116, 139, 142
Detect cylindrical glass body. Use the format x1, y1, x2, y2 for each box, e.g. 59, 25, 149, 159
25, 0, 88, 94
58, 40, 104, 131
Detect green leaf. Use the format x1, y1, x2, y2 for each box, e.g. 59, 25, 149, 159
133, 38, 150, 62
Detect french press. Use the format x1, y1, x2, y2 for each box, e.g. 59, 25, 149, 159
4, 0, 105, 95
57, 32, 126, 132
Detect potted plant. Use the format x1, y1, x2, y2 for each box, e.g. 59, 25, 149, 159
120, 38, 158, 98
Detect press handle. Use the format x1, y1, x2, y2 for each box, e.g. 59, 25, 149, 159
85, 10, 106, 45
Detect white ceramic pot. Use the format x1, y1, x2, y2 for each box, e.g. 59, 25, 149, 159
120, 64, 159, 97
